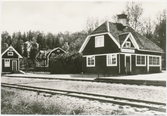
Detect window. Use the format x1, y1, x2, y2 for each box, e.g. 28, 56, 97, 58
149, 56, 160, 66
87, 56, 95, 67
4, 59, 10, 67
136, 55, 146, 66
95, 35, 104, 48
107, 54, 117, 66
7, 52, 13, 56
125, 41, 131, 48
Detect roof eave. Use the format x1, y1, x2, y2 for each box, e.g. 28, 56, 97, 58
138, 49, 163, 53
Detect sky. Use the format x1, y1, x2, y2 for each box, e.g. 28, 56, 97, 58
1, 0, 166, 35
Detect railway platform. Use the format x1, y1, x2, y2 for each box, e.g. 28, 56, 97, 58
3, 71, 166, 86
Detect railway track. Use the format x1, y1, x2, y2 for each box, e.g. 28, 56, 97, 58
2, 82, 166, 113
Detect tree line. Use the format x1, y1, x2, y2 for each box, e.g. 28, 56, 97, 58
1, 30, 87, 53
1, 30, 87, 70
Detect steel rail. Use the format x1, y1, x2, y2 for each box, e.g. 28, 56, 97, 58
2, 83, 166, 113
2, 82, 165, 105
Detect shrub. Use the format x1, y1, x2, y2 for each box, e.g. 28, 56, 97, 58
49, 52, 82, 74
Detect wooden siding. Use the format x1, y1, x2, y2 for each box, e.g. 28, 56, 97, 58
2, 59, 19, 72
131, 55, 135, 73
2, 50, 19, 58
120, 54, 125, 74
149, 67, 160, 73
83, 53, 161, 74
82, 55, 119, 74
131, 54, 147, 74
131, 54, 161, 74
82, 57, 96, 73
120, 54, 150, 74
134, 66, 147, 74
82, 34, 119, 55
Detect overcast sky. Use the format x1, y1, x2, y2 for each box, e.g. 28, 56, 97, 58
1, 0, 166, 35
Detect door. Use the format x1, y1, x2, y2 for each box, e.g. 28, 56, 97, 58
12, 60, 17, 72
125, 55, 131, 74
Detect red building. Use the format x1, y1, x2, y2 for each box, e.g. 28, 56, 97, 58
2, 46, 23, 73
35, 47, 67, 70
79, 14, 163, 74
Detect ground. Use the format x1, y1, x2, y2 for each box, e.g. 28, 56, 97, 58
2, 77, 166, 102
1, 73, 166, 115
1, 88, 165, 115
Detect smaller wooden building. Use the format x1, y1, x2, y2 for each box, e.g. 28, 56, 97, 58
2, 46, 23, 73
35, 47, 66, 69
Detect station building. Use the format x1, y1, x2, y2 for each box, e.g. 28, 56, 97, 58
79, 14, 163, 74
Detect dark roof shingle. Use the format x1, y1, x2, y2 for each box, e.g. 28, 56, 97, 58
90, 21, 163, 52
91, 22, 108, 34
119, 33, 129, 45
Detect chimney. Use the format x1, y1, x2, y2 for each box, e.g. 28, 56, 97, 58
117, 14, 128, 26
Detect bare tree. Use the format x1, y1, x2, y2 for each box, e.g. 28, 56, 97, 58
85, 17, 100, 34
140, 17, 155, 39
153, 9, 166, 68
125, 2, 143, 32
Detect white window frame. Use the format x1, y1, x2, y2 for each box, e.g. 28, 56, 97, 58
149, 56, 160, 66
57, 50, 60, 52
125, 41, 131, 48
136, 55, 146, 66
86, 55, 95, 67
4, 59, 10, 67
7, 52, 13, 56
95, 35, 104, 48
106, 54, 117, 66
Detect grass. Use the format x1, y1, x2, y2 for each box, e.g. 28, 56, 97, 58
1, 88, 131, 115
1, 88, 84, 114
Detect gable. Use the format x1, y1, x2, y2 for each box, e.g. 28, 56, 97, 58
121, 33, 138, 49
123, 38, 134, 48
123, 27, 163, 52
2, 46, 22, 58
48, 47, 66, 58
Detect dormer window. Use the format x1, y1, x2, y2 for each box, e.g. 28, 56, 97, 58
125, 41, 131, 48
7, 52, 13, 56
95, 35, 104, 48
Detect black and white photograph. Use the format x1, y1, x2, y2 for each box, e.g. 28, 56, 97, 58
1, 0, 166, 115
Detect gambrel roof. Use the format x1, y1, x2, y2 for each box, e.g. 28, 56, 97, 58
87, 21, 163, 53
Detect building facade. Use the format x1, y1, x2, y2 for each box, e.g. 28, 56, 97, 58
79, 14, 163, 74
35, 47, 67, 69
2, 46, 23, 73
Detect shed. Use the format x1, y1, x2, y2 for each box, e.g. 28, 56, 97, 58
35, 47, 67, 69
2, 46, 23, 73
